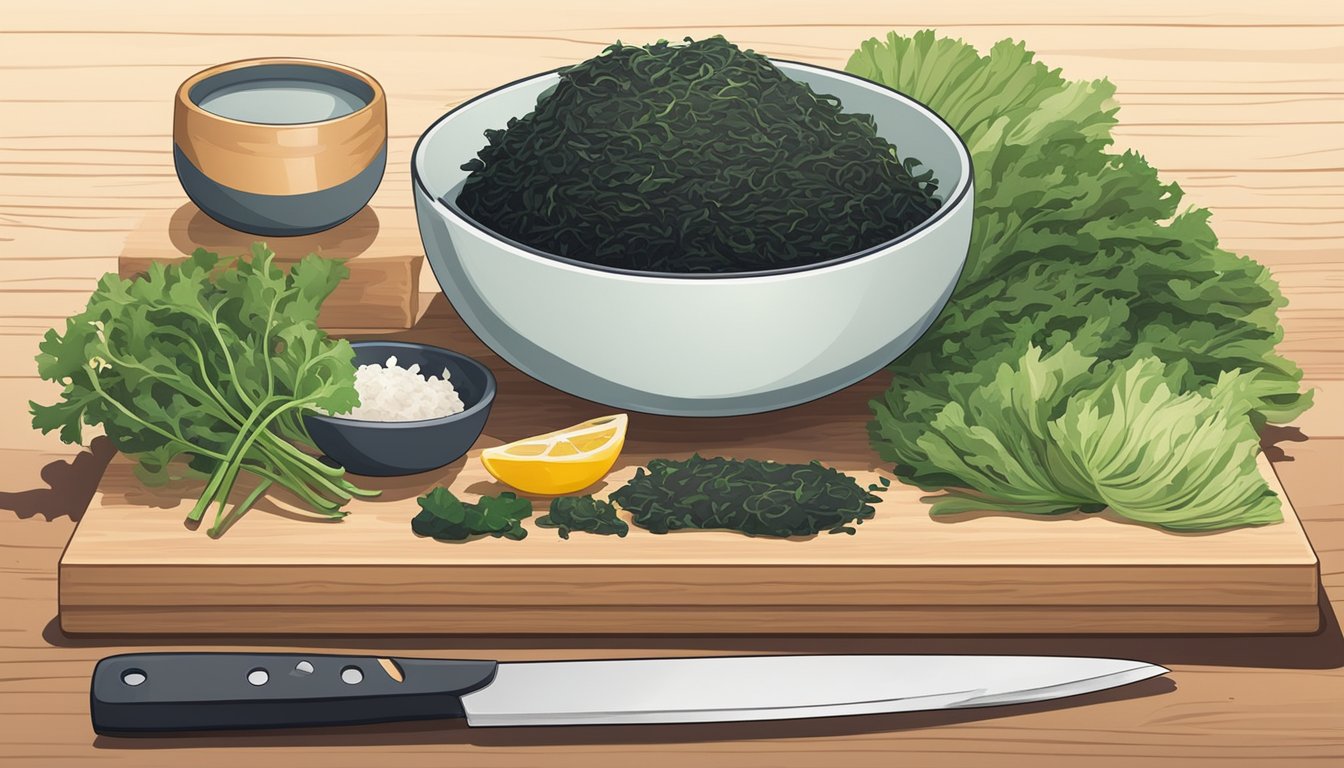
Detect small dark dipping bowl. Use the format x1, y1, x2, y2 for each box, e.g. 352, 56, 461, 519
304, 341, 496, 477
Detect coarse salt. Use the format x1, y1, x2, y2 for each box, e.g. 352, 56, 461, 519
341, 355, 466, 421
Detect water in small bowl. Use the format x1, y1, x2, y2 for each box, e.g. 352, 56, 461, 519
189, 63, 373, 125
197, 78, 366, 124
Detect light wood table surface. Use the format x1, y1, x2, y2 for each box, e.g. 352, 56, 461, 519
2, 1, 1342, 765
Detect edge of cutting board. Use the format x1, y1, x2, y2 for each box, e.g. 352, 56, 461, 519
57, 454, 1321, 636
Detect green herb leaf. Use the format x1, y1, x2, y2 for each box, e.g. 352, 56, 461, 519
610, 455, 878, 538
537, 496, 629, 539
412, 488, 532, 541
847, 31, 1308, 530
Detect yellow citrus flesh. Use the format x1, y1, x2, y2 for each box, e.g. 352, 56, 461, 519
480, 414, 628, 495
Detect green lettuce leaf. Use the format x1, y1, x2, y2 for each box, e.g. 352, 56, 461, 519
919, 347, 1281, 530
847, 31, 1308, 530
1048, 362, 1281, 530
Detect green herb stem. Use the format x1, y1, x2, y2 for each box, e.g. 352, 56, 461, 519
203, 399, 314, 526
187, 395, 284, 523
154, 327, 250, 423
85, 372, 221, 464
208, 478, 272, 539
205, 301, 259, 411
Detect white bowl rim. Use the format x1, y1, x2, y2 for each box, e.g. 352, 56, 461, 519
411, 58, 973, 282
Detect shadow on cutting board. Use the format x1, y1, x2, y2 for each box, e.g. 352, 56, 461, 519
165, 202, 380, 264
1260, 424, 1310, 462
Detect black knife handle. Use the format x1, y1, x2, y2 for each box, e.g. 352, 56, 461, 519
91, 653, 497, 734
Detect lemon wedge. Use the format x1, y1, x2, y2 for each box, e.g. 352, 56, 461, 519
480, 414, 628, 495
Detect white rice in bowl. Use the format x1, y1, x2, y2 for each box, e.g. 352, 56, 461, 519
340, 355, 466, 421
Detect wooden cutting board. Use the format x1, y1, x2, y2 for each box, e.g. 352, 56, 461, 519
56, 297, 1321, 636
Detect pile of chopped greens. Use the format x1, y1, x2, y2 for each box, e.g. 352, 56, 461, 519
412, 487, 532, 541
31, 245, 376, 537
537, 496, 629, 539
610, 455, 879, 537
455, 36, 940, 274
846, 31, 1310, 531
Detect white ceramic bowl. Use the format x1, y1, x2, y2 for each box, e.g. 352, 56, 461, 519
412, 60, 973, 416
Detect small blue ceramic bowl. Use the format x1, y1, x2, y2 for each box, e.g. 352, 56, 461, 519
304, 341, 496, 476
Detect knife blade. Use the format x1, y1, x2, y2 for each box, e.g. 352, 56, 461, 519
89, 652, 1167, 734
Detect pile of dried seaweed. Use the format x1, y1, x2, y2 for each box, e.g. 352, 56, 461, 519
610, 455, 879, 537
455, 36, 940, 273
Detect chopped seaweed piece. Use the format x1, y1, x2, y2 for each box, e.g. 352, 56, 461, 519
412, 487, 531, 541
538, 496, 629, 539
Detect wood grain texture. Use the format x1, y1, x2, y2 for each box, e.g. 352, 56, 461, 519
3, 0, 1344, 764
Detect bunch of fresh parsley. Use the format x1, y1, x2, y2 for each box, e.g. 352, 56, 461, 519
31, 245, 377, 537
847, 31, 1310, 530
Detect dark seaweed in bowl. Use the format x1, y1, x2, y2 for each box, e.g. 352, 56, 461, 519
455, 36, 940, 275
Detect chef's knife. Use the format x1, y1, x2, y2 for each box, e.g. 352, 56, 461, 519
90, 652, 1167, 734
